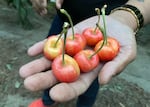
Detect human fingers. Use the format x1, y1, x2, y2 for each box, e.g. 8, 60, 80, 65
49, 64, 102, 102
27, 39, 46, 56
24, 70, 57, 91
99, 38, 137, 85
56, 0, 64, 9
38, 0, 48, 16
19, 57, 51, 78
31, 0, 48, 15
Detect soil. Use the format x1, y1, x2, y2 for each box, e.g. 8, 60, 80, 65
0, 1, 150, 107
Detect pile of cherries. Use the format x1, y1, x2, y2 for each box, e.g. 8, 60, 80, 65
43, 5, 120, 83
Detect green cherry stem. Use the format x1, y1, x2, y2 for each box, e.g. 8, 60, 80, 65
89, 5, 108, 59
89, 23, 105, 59
54, 27, 66, 47
94, 8, 100, 33
60, 9, 75, 40
94, 8, 104, 34
62, 22, 70, 65
101, 4, 107, 44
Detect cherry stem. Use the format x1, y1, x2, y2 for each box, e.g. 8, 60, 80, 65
54, 28, 66, 47
60, 9, 75, 40
89, 23, 105, 59
94, 8, 100, 33
101, 5, 107, 44
89, 5, 108, 59
62, 22, 70, 65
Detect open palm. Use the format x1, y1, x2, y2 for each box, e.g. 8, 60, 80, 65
19, 15, 137, 102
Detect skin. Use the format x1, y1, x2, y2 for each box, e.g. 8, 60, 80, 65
30, 0, 63, 15
20, 0, 150, 102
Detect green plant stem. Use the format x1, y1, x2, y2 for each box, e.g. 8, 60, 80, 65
60, 9, 75, 40
62, 22, 70, 65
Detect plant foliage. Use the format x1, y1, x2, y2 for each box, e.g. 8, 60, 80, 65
6, 0, 33, 29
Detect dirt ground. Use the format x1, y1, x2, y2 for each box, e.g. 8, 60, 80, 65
0, 2, 150, 107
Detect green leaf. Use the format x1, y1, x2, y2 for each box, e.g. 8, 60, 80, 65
6, 64, 12, 71
15, 81, 21, 88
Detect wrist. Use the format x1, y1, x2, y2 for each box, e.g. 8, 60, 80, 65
109, 4, 144, 33
109, 10, 137, 32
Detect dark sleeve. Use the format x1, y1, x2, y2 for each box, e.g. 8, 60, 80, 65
58, 0, 128, 24
47, 14, 64, 38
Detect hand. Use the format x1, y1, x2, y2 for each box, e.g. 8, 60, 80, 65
19, 15, 137, 102
72, 15, 137, 84
30, 0, 48, 16
30, 0, 63, 16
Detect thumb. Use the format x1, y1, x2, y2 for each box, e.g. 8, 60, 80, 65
99, 61, 121, 85
99, 45, 136, 85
